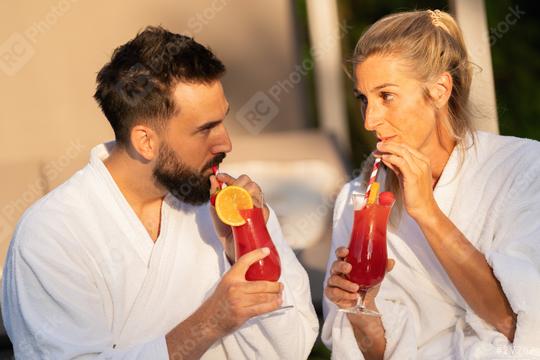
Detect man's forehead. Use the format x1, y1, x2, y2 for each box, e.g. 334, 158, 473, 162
171, 80, 228, 123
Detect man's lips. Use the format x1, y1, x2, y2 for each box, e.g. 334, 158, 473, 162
377, 135, 396, 142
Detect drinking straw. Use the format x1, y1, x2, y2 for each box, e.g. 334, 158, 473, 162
212, 165, 224, 189
367, 182, 380, 205
210, 165, 224, 206
365, 157, 381, 202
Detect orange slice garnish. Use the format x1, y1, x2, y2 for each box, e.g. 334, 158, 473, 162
215, 186, 254, 226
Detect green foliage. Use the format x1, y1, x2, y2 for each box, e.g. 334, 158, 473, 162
485, 1, 540, 141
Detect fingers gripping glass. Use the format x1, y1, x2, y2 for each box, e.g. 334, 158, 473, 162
232, 207, 293, 312
338, 192, 394, 316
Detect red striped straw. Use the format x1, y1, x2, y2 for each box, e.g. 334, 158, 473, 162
210, 165, 224, 206
365, 157, 381, 200
212, 165, 224, 189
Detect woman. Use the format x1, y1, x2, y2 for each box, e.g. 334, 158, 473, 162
322, 9, 540, 359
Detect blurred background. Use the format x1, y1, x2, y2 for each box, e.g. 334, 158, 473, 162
0, 0, 538, 358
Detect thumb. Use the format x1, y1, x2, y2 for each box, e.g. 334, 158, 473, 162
231, 247, 270, 277
386, 258, 395, 273
209, 175, 221, 194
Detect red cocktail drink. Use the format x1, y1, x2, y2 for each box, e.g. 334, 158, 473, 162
346, 203, 392, 290
232, 207, 281, 281
340, 191, 394, 316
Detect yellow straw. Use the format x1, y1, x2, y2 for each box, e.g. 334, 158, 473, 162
367, 182, 380, 205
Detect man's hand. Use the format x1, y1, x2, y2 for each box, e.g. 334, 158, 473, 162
206, 247, 283, 334
209, 173, 270, 262
166, 248, 283, 358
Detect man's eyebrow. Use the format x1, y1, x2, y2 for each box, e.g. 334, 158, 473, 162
195, 105, 230, 132
196, 120, 222, 132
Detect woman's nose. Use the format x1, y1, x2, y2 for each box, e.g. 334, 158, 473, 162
363, 104, 383, 131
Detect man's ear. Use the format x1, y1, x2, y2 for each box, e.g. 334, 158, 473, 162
429, 72, 453, 108
130, 125, 159, 161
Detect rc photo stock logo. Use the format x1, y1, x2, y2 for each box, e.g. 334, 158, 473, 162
0, 215, 13, 247
0, 0, 79, 76
0, 33, 35, 76
236, 91, 279, 135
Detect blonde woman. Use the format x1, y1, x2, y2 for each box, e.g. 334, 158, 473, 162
322, 10, 540, 359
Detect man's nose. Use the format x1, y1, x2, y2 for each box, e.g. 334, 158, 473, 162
211, 124, 232, 154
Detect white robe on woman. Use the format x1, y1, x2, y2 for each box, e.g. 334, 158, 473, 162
2, 142, 318, 359
322, 131, 540, 359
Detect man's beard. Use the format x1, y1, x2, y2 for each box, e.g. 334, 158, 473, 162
153, 142, 226, 205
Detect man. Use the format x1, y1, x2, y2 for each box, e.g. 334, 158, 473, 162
2, 26, 318, 359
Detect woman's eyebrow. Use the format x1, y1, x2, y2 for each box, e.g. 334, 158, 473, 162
353, 83, 398, 98
353, 88, 364, 98
371, 83, 398, 91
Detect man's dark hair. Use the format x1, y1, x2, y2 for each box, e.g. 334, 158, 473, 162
94, 26, 226, 145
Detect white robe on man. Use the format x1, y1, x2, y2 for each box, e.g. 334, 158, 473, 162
2, 142, 319, 359
322, 131, 540, 359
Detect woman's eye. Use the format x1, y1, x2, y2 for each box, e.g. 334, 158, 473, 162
359, 94, 368, 105
381, 92, 394, 102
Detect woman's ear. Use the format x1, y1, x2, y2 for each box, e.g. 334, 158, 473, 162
429, 72, 453, 108
130, 125, 159, 161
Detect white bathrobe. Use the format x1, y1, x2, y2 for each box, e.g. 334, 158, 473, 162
322, 131, 540, 359
2, 142, 318, 359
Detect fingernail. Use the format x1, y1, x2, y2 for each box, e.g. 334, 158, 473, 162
262, 247, 270, 255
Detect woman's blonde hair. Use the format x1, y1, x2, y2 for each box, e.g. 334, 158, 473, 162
353, 10, 476, 225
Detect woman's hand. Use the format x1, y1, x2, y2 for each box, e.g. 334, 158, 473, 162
375, 141, 438, 221
325, 247, 394, 310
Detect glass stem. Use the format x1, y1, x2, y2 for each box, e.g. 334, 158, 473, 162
358, 290, 367, 310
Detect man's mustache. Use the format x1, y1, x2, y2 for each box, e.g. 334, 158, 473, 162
203, 153, 226, 171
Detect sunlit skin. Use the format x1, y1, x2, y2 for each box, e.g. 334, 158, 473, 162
104, 80, 281, 358
104, 81, 233, 240
325, 54, 516, 359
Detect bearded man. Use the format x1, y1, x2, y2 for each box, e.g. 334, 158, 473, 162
2, 26, 318, 359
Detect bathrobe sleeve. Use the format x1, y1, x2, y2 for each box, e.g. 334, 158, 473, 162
2, 213, 170, 360
480, 162, 540, 356
321, 183, 418, 359
220, 206, 319, 360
